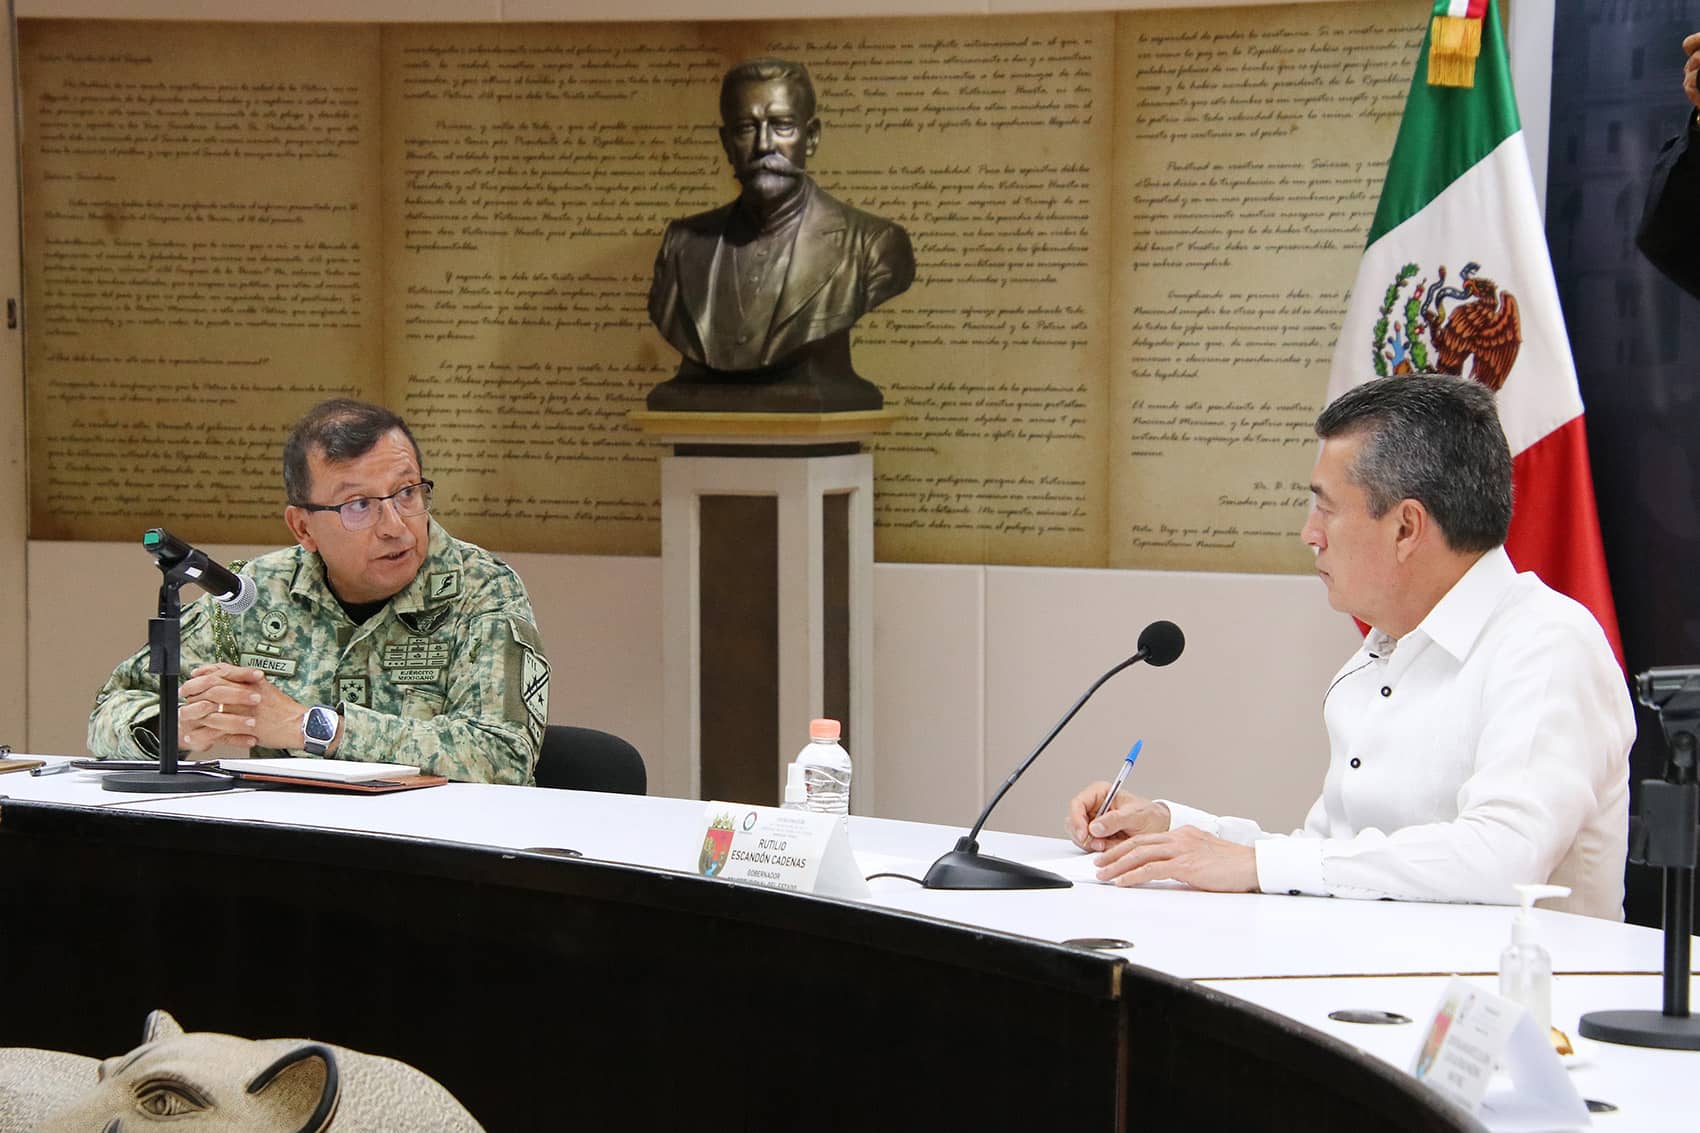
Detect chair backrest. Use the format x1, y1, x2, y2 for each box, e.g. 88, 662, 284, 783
535, 725, 647, 795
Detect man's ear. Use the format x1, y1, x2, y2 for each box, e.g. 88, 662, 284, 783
719, 125, 736, 165
1392, 498, 1429, 562
804, 117, 821, 159
284, 506, 317, 553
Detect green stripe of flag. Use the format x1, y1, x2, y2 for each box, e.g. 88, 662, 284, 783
1364, 0, 1521, 247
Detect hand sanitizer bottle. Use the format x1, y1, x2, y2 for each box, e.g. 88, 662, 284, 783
1499, 883, 1571, 1034
780, 762, 807, 810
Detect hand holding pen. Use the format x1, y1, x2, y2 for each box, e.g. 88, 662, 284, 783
1066, 739, 1171, 852
1093, 739, 1143, 820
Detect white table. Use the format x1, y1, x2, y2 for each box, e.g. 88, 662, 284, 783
1201, 974, 1700, 1131
5, 758, 1697, 1129
6, 765, 1680, 982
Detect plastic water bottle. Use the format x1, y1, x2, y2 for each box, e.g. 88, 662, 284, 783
794, 718, 851, 814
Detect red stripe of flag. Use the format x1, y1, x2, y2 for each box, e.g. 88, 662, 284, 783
1504, 416, 1625, 668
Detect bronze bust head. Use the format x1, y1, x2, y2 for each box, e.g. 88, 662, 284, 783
647, 58, 916, 413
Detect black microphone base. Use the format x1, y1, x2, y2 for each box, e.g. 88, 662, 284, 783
1578, 1009, 1700, 1051
922, 844, 1072, 891
102, 771, 236, 794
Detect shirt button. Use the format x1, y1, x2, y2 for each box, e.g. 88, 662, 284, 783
1287, 889, 1300, 896
1380, 685, 1392, 697
1350, 757, 1362, 769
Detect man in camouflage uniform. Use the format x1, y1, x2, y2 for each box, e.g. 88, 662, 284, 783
87, 399, 548, 785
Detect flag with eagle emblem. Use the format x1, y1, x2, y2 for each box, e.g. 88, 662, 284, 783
1327, 0, 1623, 666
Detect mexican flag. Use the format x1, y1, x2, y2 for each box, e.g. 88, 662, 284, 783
1328, 0, 1624, 665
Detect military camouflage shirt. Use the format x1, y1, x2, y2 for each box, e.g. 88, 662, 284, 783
87, 521, 549, 785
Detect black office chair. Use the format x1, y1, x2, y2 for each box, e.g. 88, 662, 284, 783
534, 725, 647, 795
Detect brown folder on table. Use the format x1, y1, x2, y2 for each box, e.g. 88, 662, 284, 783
214, 757, 447, 794
221, 769, 449, 793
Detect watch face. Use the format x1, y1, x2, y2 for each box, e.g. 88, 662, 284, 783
304, 708, 337, 742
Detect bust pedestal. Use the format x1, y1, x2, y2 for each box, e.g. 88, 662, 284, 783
631, 409, 898, 809
644, 332, 884, 415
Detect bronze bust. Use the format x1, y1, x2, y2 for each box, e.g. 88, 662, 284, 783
647, 58, 916, 413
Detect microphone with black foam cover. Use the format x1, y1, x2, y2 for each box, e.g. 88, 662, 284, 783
142, 528, 258, 615
1135, 618, 1185, 667
921, 619, 1186, 890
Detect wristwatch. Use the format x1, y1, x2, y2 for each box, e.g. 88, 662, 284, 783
301, 704, 340, 756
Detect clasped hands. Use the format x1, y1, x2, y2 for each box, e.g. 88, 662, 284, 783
176, 663, 307, 753
1064, 782, 1259, 893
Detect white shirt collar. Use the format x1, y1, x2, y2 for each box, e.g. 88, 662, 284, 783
1381, 545, 1517, 664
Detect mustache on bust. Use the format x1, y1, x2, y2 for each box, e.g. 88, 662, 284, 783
736, 152, 806, 184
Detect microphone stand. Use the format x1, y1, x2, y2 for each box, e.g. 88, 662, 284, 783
923, 651, 1148, 890
103, 548, 236, 794
1579, 685, 1699, 1050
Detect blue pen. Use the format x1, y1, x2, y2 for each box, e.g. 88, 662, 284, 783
1093, 739, 1144, 820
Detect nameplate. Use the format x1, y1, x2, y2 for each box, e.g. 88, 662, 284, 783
690, 802, 869, 901
1410, 977, 1588, 1130
239, 653, 297, 677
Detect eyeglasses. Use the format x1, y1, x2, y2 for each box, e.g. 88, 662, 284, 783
296, 480, 433, 532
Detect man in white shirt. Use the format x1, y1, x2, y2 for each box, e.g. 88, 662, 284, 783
1065, 375, 1635, 919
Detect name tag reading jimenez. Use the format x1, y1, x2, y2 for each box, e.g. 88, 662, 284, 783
239, 653, 297, 677
691, 802, 869, 901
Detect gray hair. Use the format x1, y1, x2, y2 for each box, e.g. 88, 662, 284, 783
720, 58, 816, 122
283, 399, 420, 506
1314, 374, 1512, 553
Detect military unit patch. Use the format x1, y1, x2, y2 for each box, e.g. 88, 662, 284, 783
261, 611, 290, 641
522, 652, 549, 725
400, 605, 453, 636
427, 571, 461, 602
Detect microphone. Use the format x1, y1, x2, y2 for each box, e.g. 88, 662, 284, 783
142, 528, 258, 615
922, 620, 1185, 890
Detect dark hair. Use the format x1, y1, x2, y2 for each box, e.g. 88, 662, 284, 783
1314, 375, 1512, 553
283, 399, 420, 505
720, 58, 816, 122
